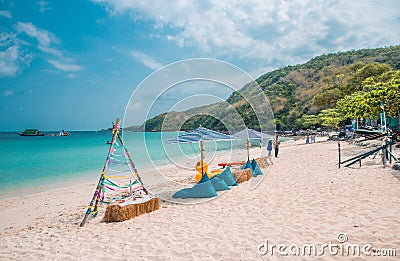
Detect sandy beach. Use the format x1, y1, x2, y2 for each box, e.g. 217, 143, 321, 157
1, 139, 399, 260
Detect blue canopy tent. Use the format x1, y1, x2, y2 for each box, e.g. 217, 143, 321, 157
167, 127, 237, 198
233, 128, 268, 161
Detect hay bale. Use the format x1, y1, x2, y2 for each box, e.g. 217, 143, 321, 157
103, 197, 160, 223
255, 157, 269, 168
235, 168, 252, 183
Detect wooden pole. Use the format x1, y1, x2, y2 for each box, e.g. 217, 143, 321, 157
382, 138, 387, 169
338, 141, 341, 169
200, 140, 205, 176
80, 118, 120, 227
246, 139, 250, 161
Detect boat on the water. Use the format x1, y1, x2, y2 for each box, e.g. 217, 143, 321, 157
59, 130, 69, 136
19, 129, 45, 136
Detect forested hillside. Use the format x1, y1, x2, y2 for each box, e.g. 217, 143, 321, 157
139, 45, 400, 131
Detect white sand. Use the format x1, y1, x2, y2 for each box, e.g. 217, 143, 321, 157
1, 139, 399, 260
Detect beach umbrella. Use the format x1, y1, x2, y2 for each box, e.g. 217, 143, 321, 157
167, 127, 237, 176
233, 128, 268, 160
233, 128, 268, 139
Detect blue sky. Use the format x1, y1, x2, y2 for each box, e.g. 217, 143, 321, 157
0, 0, 399, 131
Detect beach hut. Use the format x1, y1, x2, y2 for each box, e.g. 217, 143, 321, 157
167, 127, 238, 198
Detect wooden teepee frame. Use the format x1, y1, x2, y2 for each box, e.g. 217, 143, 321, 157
79, 118, 147, 227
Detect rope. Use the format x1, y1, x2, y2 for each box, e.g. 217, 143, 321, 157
104, 184, 143, 192
109, 158, 128, 165
190, 143, 201, 160
108, 168, 130, 173
106, 175, 131, 179
104, 178, 140, 189
111, 152, 126, 157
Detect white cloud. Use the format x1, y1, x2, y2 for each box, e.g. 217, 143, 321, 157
48, 60, 82, 72
37, 1, 52, 13
96, 0, 400, 69
16, 22, 59, 49
131, 51, 163, 70
0, 46, 19, 77
0, 10, 12, 19
10, 22, 82, 74
0, 32, 34, 77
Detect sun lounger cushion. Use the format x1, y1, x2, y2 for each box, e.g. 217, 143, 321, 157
172, 180, 217, 198
251, 159, 263, 176
241, 160, 254, 175
216, 167, 238, 186
198, 173, 210, 183
210, 175, 230, 191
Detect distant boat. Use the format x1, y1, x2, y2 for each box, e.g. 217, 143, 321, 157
19, 129, 45, 136
59, 130, 69, 136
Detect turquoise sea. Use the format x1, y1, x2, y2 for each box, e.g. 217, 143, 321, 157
1, 131, 261, 195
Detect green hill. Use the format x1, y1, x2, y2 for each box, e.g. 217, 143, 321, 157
140, 45, 400, 131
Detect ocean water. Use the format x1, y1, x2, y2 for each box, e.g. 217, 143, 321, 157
1, 131, 260, 194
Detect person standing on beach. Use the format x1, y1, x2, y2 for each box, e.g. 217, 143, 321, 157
267, 139, 273, 164
259, 139, 262, 149
306, 135, 310, 144
267, 140, 273, 156
311, 133, 316, 143
273, 135, 280, 157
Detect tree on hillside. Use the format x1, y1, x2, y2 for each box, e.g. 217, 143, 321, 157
346, 62, 392, 93
373, 78, 400, 118
301, 114, 319, 129
313, 63, 393, 109
312, 88, 344, 108
318, 109, 341, 128
362, 70, 400, 90
336, 74, 400, 121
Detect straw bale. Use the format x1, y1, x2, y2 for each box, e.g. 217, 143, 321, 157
235, 168, 252, 183
103, 197, 159, 223
255, 157, 269, 168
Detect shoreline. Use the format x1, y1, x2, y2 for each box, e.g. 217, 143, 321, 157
0, 143, 268, 197
0, 135, 292, 199
0, 130, 293, 197
0, 137, 326, 200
